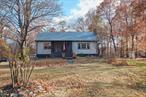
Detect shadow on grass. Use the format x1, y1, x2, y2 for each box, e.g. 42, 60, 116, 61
0, 84, 23, 97
84, 80, 146, 97
128, 82, 146, 92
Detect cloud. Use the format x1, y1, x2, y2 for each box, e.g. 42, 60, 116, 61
70, 0, 102, 18
53, 0, 103, 24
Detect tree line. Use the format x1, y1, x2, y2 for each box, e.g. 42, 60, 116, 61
71, 0, 146, 59
1, 0, 146, 59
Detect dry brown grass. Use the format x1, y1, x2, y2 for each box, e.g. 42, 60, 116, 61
31, 58, 66, 67
31, 57, 100, 67
1, 58, 146, 97
107, 58, 129, 66
32, 58, 146, 97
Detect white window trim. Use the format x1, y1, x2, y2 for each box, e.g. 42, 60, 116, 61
78, 42, 90, 50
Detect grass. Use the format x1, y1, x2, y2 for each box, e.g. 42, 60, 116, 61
1, 58, 146, 97
127, 60, 146, 66
0, 62, 9, 69
32, 59, 146, 97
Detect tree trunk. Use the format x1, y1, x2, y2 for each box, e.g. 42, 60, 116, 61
120, 40, 124, 57
131, 34, 135, 58
126, 36, 129, 58
131, 35, 134, 53
0, 26, 4, 38
109, 23, 117, 56
19, 41, 25, 60
97, 43, 100, 56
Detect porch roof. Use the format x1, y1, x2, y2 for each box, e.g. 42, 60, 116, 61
35, 32, 97, 42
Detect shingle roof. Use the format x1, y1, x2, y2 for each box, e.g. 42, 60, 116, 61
35, 32, 97, 42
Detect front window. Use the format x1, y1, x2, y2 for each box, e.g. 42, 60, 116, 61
44, 42, 51, 49
78, 42, 90, 49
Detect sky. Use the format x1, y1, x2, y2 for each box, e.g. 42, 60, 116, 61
53, 0, 103, 24
60, 0, 79, 16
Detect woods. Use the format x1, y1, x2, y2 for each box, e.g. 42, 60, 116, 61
83, 0, 146, 58
0, 0, 145, 59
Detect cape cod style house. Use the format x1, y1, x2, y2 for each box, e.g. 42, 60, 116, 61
35, 32, 97, 58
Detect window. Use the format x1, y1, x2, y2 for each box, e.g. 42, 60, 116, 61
78, 42, 90, 49
44, 42, 51, 49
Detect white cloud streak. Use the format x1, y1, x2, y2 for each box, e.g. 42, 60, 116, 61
53, 0, 103, 24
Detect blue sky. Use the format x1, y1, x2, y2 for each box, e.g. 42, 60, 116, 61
54, 0, 103, 23
60, 0, 79, 16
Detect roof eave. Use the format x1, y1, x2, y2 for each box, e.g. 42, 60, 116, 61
35, 40, 97, 42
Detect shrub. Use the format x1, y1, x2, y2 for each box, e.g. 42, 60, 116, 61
107, 58, 128, 66
31, 59, 66, 67
9, 47, 34, 88
112, 60, 128, 66
107, 58, 117, 64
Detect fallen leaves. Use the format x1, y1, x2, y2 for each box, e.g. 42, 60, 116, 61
1, 58, 146, 97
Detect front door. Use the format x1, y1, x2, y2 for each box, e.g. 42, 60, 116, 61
65, 42, 73, 58
52, 42, 63, 57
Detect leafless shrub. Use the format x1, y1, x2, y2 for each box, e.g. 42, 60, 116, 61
9, 59, 34, 88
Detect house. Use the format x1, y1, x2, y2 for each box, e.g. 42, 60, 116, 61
35, 32, 98, 58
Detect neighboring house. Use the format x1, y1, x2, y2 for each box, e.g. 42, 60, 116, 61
35, 32, 98, 58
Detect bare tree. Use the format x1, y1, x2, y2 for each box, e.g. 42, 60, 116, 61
97, 0, 119, 56
0, 0, 61, 59
58, 20, 66, 32
0, 1, 9, 39
88, 14, 108, 57
71, 17, 88, 32
0, 0, 61, 87
113, 0, 145, 58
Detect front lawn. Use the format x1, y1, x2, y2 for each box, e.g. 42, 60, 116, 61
1, 58, 146, 97
32, 59, 146, 97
